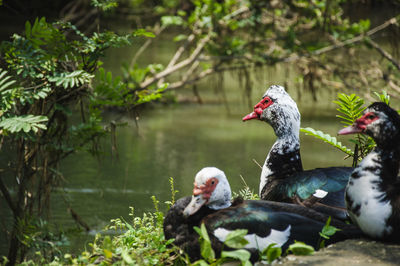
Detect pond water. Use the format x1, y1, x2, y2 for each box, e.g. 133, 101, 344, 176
0, 34, 355, 256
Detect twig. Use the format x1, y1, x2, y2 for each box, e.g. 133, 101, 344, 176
140, 33, 211, 89
252, 158, 263, 169
366, 39, 400, 71
239, 174, 249, 188
157, 33, 196, 87
166, 67, 214, 90
312, 16, 398, 56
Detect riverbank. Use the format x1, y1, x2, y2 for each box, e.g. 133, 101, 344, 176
280, 239, 400, 266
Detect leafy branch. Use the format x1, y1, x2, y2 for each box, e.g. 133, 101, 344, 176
0, 115, 48, 134
301, 127, 353, 156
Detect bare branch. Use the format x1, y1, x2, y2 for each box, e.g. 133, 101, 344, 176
312, 16, 398, 57
140, 33, 211, 89
366, 39, 400, 71
156, 33, 196, 87
130, 23, 166, 69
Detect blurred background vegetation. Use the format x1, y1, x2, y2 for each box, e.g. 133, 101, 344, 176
0, 0, 399, 264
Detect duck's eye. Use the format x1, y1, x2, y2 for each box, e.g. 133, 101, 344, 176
367, 114, 376, 120
211, 180, 215, 185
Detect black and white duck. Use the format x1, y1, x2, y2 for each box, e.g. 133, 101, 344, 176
243, 85, 353, 219
338, 102, 400, 241
163, 167, 362, 262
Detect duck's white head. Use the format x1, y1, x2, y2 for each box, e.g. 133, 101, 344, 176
243, 85, 300, 138
183, 167, 232, 217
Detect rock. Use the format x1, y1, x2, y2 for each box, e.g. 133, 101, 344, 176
279, 239, 400, 266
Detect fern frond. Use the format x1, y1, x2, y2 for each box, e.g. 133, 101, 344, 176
301, 127, 353, 156
48, 70, 94, 89
0, 115, 48, 133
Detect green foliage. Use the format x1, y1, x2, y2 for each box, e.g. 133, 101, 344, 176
91, 0, 118, 11
0, 115, 48, 134
319, 217, 341, 249
0, 68, 18, 113
334, 93, 375, 165
261, 243, 282, 264
48, 70, 94, 89
301, 127, 353, 156
373, 90, 390, 105
221, 250, 251, 266
133, 29, 156, 38
194, 223, 216, 262
60, 199, 179, 265
165, 176, 179, 209
17, 218, 70, 261
161, 16, 185, 26
232, 175, 259, 200
0, 14, 158, 264
334, 93, 366, 126
193, 223, 252, 265
287, 241, 315, 256
223, 229, 249, 249
93, 67, 166, 110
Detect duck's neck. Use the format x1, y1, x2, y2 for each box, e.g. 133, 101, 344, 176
259, 134, 303, 195
345, 146, 400, 238
353, 147, 400, 190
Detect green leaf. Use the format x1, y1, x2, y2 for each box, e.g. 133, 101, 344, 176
223, 229, 249, 249
221, 249, 251, 262
0, 115, 48, 133
173, 34, 188, 42
191, 259, 210, 266
287, 241, 315, 255
133, 29, 155, 38
161, 16, 184, 26
121, 250, 133, 264
262, 243, 282, 263
194, 224, 215, 261
320, 217, 341, 240
373, 90, 390, 105
48, 70, 94, 89
301, 127, 353, 156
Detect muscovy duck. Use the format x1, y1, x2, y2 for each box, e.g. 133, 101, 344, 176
242, 85, 353, 220
338, 102, 400, 241
164, 167, 362, 262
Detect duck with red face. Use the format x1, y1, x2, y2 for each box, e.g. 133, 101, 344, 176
339, 102, 400, 241
243, 85, 353, 220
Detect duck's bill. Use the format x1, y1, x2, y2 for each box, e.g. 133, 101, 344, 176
242, 112, 259, 121
183, 195, 207, 217
338, 125, 363, 135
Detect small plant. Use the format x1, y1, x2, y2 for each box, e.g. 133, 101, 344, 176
373, 90, 390, 105
318, 217, 341, 249
286, 241, 315, 256
165, 176, 179, 209
261, 243, 282, 264
232, 175, 259, 200
193, 223, 252, 266
58, 197, 181, 265
334, 93, 374, 166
